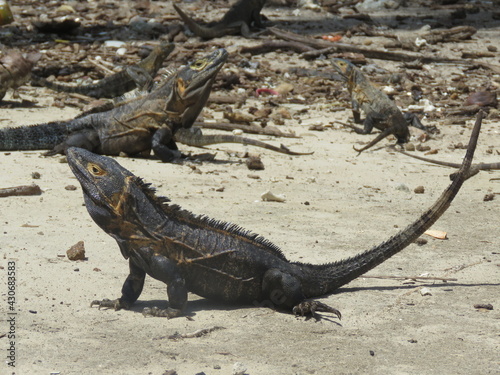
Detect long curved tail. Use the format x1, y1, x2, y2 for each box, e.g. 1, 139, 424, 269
300, 111, 483, 297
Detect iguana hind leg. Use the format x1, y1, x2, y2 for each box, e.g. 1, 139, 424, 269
142, 255, 188, 318
261, 269, 340, 319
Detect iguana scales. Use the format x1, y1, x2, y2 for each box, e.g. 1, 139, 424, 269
66, 112, 482, 319
0, 49, 228, 162
331, 58, 429, 153
173, 0, 266, 39
31, 42, 174, 99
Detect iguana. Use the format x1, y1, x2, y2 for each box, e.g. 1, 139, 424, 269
0, 49, 229, 162
65, 112, 482, 319
173, 0, 266, 39
31, 42, 175, 99
0, 50, 41, 100
331, 58, 429, 154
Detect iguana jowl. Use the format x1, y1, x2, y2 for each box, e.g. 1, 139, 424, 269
31, 42, 175, 99
66, 112, 482, 319
331, 58, 428, 153
173, 0, 266, 39
0, 49, 229, 162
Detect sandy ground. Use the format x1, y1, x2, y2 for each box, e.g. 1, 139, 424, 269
1, 1, 500, 375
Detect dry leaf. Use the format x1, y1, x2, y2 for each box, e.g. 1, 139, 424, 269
424, 229, 448, 240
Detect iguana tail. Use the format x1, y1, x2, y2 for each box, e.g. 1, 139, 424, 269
175, 128, 313, 156
173, 4, 225, 39
0, 122, 68, 150
299, 111, 482, 298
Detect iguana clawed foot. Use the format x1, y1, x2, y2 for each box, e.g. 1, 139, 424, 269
142, 306, 183, 319
90, 298, 123, 310
293, 300, 342, 320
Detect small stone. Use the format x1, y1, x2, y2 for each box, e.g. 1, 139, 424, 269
66, 241, 85, 261
405, 142, 416, 151
246, 155, 265, 170
232, 362, 247, 375
483, 193, 495, 202
395, 183, 410, 193
414, 237, 428, 246
31, 171, 41, 179
414, 185, 425, 194
65, 185, 77, 191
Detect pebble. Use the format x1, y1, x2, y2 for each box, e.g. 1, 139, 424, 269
414, 185, 425, 194
66, 241, 85, 261
420, 287, 432, 296
232, 362, 247, 375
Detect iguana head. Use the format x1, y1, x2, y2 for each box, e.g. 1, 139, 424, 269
66, 147, 135, 232
168, 48, 228, 128
330, 58, 355, 82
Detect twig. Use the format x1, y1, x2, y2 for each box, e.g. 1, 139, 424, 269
0, 184, 42, 197
240, 40, 316, 55
168, 326, 225, 340
194, 121, 299, 138
268, 27, 500, 72
363, 275, 458, 282
88, 58, 115, 75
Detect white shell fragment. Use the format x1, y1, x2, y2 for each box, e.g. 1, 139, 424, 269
104, 40, 126, 48
261, 190, 286, 202
420, 287, 432, 296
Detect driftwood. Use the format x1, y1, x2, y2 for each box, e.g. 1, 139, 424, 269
194, 121, 299, 138
268, 27, 500, 73
240, 40, 316, 55
0, 184, 42, 197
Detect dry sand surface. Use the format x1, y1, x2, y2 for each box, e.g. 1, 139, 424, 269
1, 1, 499, 374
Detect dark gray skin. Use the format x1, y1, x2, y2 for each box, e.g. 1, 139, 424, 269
331, 58, 429, 153
65, 112, 480, 319
31, 42, 175, 99
173, 0, 267, 39
0, 49, 229, 162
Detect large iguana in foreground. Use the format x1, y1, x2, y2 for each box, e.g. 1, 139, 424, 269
331, 58, 429, 153
31, 42, 175, 99
66, 113, 482, 319
173, 0, 266, 39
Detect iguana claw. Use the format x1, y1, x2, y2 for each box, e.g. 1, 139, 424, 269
293, 300, 342, 320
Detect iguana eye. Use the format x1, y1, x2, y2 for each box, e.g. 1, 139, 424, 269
191, 59, 207, 70
87, 163, 106, 176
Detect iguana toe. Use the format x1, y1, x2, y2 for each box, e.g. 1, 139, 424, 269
293, 300, 342, 320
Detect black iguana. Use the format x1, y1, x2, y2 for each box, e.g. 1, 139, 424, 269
31, 42, 175, 99
331, 58, 429, 154
0, 49, 228, 162
65, 112, 482, 319
173, 0, 266, 39
0, 49, 310, 161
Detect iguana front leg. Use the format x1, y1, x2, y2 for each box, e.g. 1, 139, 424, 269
44, 129, 100, 156
344, 114, 375, 135
151, 127, 182, 162
91, 259, 146, 311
